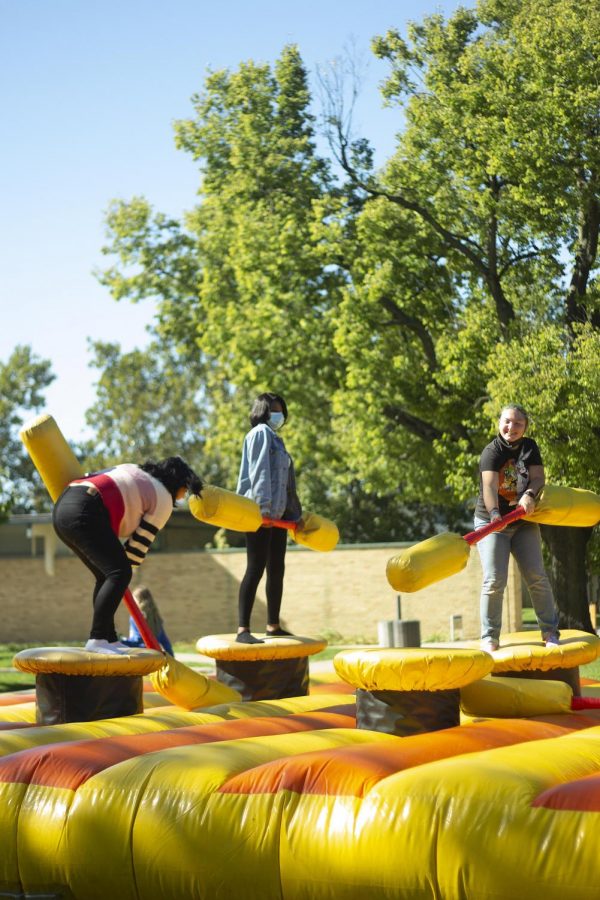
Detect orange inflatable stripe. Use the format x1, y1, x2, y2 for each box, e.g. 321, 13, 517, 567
0, 693, 36, 706
310, 682, 354, 695
0, 710, 355, 790
533, 772, 600, 811
219, 718, 571, 797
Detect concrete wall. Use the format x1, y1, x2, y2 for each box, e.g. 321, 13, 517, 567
0, 543, 522, 645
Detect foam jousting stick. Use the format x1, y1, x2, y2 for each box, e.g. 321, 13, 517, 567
387, 484, 600, 593
19, 413, 242, 708
189, 486, 339, 552
386, 507, 526, 593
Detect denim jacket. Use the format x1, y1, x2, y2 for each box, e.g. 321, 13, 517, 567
236, 423, 302, 521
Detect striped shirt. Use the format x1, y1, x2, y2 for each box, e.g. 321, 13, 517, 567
71, 464, 173, 566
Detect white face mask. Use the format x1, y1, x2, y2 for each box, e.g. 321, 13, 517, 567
269, 411, 285, 431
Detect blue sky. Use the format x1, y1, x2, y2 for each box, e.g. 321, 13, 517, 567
2, 0, 464, 443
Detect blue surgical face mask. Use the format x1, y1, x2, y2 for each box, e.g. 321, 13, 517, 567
269, 411, 285, 431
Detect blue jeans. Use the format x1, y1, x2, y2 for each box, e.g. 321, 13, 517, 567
474, 517, 559, 643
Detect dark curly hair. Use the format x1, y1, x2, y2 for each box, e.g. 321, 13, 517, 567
140, 456, 203, 503
249, 392, 288, 428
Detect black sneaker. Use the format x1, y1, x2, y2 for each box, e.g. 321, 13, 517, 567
265, 628, 293, 637
235, 632, 264, 644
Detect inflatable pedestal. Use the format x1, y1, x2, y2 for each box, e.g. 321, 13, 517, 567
486, 630, 600, 698
335, 647, 494, 735
12, 647, 166, 725
196, 634, 328, 703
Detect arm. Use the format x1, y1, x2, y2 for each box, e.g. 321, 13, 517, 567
481, 470, 502, 522
247, 428, 273, 517
124, 488, 173, 567
518, 464, 545, 514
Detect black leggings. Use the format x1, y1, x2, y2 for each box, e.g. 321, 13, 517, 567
53, 486, 132, 641
238, 526, 288, 629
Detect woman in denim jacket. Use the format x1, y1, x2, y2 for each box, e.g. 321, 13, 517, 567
235, 392, 302, 644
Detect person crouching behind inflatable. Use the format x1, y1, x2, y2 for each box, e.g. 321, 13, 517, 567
122, 584, 174, 655
236, 392, 303, 644
53, 457, 203, 654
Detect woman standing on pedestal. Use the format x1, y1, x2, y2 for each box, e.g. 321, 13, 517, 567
235, 392, 303, 644
474, 404, 560, 653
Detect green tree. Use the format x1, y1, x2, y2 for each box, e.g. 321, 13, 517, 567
0, 346, 55, 514
326, 0, 599, 626
81, 339, 221, 481
99, 46, 348, 508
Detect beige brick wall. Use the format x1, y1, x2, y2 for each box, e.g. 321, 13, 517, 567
0, 543, 522, 645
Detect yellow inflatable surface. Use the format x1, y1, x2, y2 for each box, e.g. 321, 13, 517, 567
3, 654, 600, 898
13, 646, 165, 677
461, 674, 573, 718
485, 630, 600, 672
334, 647, 494, 692
196, 633, 328, 661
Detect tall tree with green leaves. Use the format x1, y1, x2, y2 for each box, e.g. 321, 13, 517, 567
0, 346, 54, 514
80, 339, 219, 478
99, 46, 348, 507
327, 0, 600, 627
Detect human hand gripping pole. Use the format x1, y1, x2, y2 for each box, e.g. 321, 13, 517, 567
386, 506, 527, 593
462, 506, 526, 545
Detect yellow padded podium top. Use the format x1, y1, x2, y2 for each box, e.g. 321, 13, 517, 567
333, 647, 494, 692
476, 630, 600, 673
196, 634, 327, 661
13, 646, 166, 677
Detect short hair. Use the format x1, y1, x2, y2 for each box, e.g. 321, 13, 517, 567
140, 456, 203, 503
249, 392, 288, 428
500, 404, 529, 427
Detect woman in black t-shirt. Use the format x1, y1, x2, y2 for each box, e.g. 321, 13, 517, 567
475, 404, 559, 653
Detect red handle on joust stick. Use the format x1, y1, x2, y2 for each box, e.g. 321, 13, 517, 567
463, 506, 527, 546
122, 588, 162, 652
262, 518, 299, 532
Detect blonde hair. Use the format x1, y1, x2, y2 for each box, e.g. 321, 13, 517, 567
132, 585, 163, 635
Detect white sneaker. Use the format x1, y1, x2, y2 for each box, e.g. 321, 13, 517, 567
85, 639, 126, 655
544, 633, 560, 648
480, 638, 499, 653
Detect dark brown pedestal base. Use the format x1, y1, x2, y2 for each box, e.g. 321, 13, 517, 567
356, 687, 461, 736
216, 656, 309, 701
36, 672, 143, 725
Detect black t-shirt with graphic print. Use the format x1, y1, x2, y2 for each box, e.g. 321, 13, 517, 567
475, 435, 543, 520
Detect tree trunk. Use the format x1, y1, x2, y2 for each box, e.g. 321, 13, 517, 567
540, 525, 594, 634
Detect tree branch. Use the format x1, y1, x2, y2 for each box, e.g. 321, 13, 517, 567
383, 404, 443, 443
566, 174, 600, 329
379, 295, 438, 370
